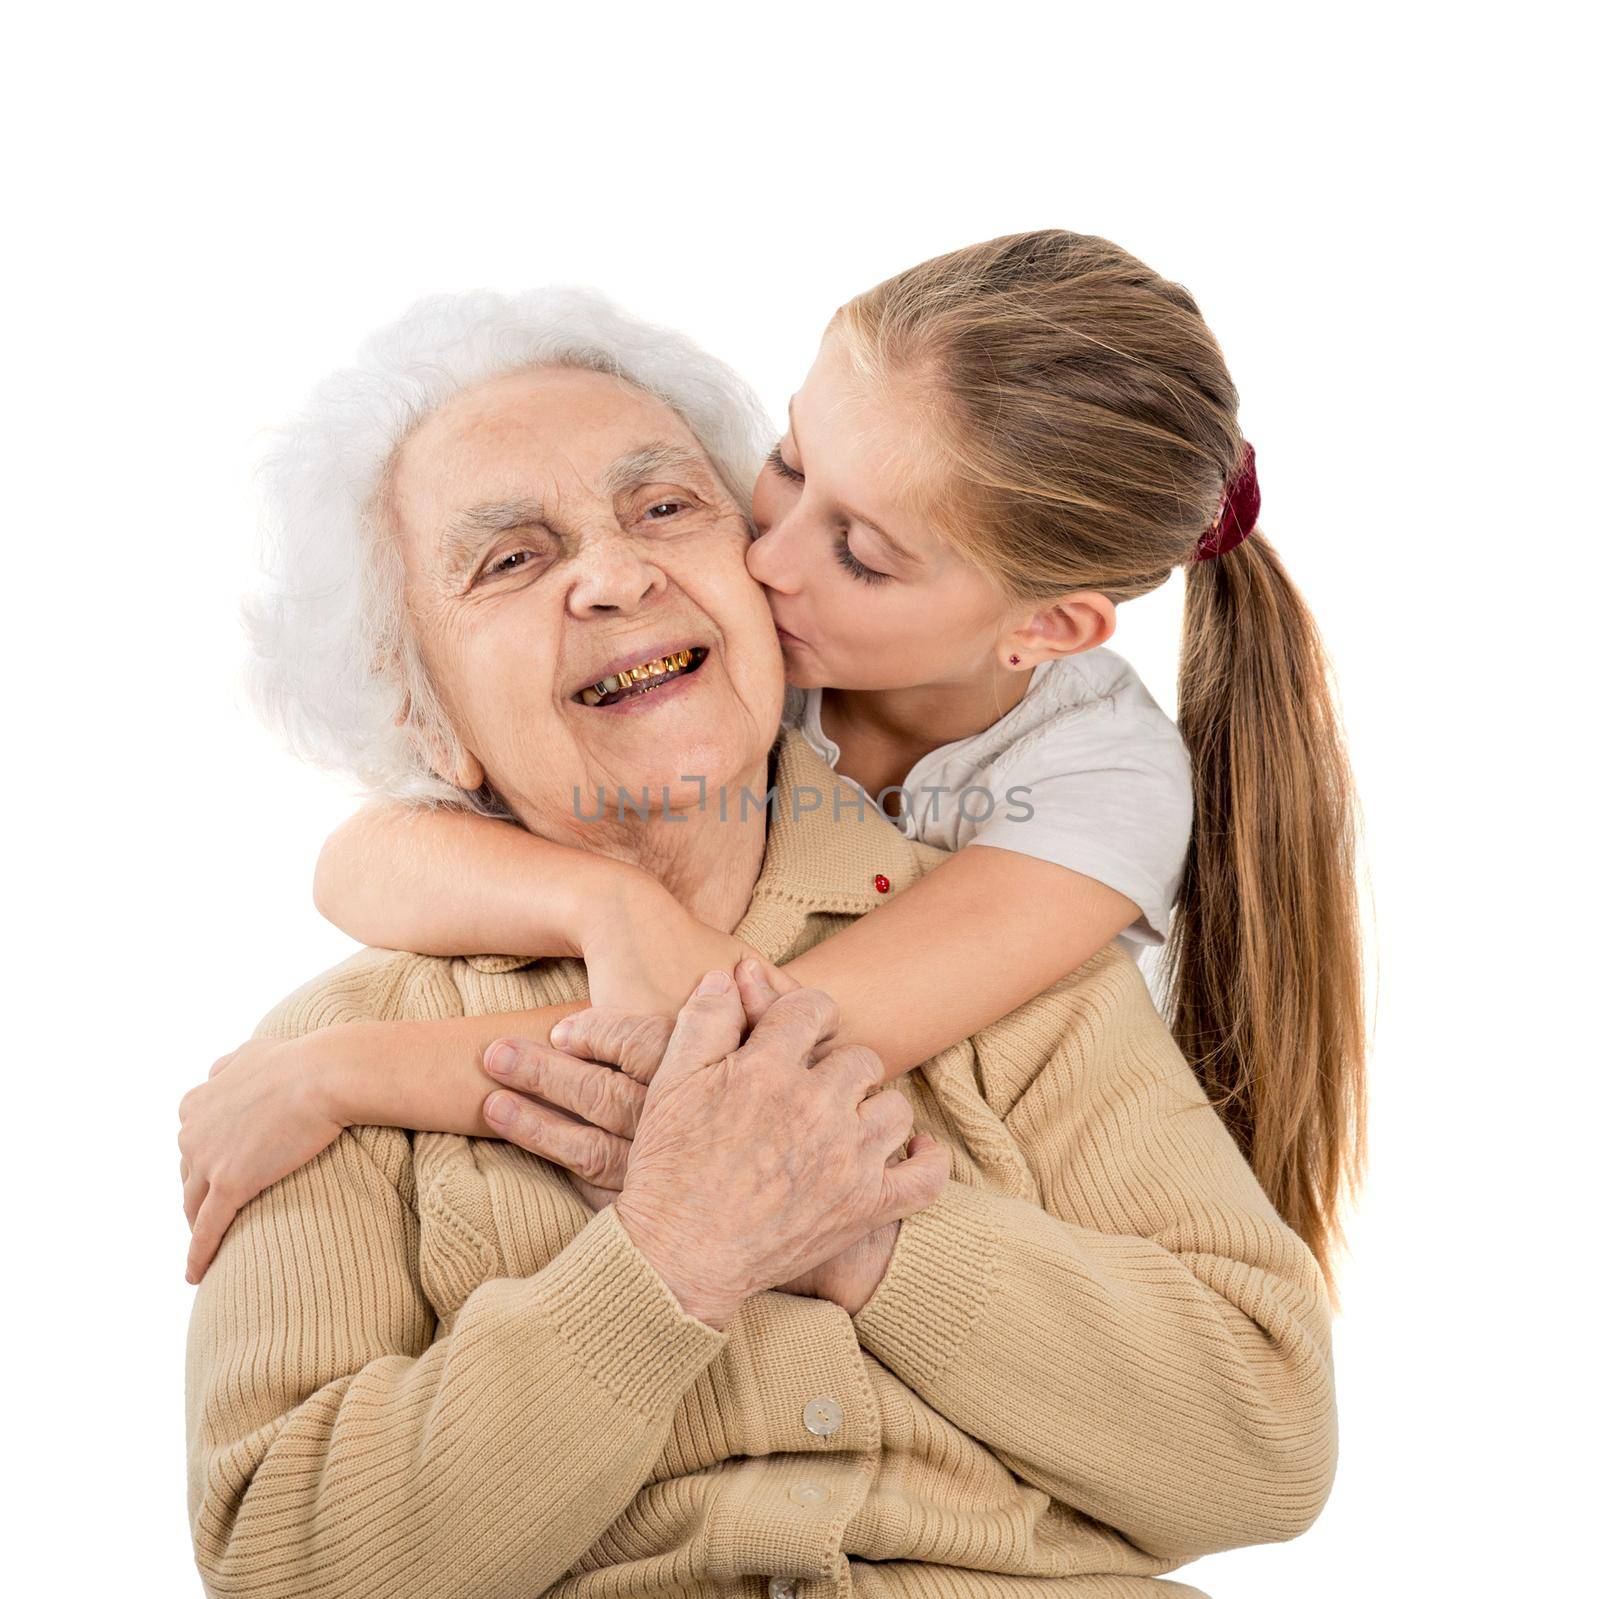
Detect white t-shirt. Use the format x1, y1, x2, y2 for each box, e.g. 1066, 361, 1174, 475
781, 646, 1193, 959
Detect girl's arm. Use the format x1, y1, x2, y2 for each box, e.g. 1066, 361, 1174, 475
313, 798, 646, 959
271, 846, 1129, 1166
183, 812, 762, 1280
309, 1003, 589, 1136
314, 819, 1139, 1118
314, 799, 765, 1018
181, 999, 587, 1281
783, 845, 1141, 1079
182, 826, 1136, 1282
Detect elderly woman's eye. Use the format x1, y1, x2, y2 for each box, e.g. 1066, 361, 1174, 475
488, 549, 535, 576
644, 499, 688, 520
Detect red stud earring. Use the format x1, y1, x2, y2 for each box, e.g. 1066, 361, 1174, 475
1008, 654, 1021, 666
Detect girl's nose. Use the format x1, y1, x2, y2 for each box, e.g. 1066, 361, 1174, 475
744, 514, 801, 594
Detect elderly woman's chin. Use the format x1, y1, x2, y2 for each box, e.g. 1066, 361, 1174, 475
481, 617, 788, 837
580, 640, 781, 802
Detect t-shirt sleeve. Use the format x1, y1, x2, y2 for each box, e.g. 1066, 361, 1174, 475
969, 704, 1194, 946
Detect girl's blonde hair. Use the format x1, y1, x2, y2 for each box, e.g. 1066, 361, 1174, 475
833, 230, 1366, 1291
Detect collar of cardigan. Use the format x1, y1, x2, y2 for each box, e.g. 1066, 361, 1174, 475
461, 726, 927, 975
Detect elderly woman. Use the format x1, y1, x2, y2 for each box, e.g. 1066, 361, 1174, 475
185, 290, 1335, 1599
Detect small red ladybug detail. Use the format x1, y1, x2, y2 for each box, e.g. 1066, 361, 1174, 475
873, 873, 891, 894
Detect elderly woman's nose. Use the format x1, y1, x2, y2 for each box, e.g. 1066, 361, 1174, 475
565, 532, 670, 614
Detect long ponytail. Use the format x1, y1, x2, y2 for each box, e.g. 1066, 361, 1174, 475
1167, 533, 1366, 1289
833, 228, 1368, 1292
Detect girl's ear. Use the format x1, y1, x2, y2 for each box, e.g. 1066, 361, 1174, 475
997, 591, 1116, 668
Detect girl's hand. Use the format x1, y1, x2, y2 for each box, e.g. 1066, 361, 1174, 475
482, 958, 915, 1313
579, 875, 766, 1018
177, 1038, 346, 1284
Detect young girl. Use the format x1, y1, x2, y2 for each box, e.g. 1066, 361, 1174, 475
181, 230, 1365, 1298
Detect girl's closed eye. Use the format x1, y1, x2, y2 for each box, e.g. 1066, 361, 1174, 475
767, 443, 803, 483
834, 533, 890, 586
764, 440, 887, 585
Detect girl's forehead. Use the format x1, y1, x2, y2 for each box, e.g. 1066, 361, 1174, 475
797, 353, 934, 494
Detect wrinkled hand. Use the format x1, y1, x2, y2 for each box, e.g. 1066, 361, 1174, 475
482, 959, 926, 1313
177, 1036, 345, 1284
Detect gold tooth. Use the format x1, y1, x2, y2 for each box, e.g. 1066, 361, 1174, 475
604, 650, 695, 694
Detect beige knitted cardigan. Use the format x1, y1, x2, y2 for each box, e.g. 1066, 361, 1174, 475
185, 727, 1336, 1599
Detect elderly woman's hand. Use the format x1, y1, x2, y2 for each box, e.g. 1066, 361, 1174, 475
482, 959, 926, 1314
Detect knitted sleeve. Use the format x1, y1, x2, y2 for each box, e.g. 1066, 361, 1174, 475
851, 959, 1337, 1565
184, 956, 729, 1598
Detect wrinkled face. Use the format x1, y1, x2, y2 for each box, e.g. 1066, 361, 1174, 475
387, 366, 784, 837
746, 330, 1014, 690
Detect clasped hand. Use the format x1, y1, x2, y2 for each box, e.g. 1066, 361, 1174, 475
482, 958, 944, 1317
180, 956, 947, 1319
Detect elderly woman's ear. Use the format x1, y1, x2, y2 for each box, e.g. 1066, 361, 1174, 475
392, 694, 487, 793
439, 744, 487, 793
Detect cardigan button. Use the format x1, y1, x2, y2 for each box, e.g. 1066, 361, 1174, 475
769, 1579, 798, 1599
788, 1480, 832, 1505
802, 1395, 843, 1436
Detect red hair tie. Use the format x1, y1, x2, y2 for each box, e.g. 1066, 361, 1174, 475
1193, 441, 1260, 562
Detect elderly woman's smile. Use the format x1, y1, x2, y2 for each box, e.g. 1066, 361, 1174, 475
570, 645, 710, 709
385, 364, 785, 837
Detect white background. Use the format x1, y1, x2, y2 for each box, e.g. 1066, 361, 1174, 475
6, 4, 1594, 1594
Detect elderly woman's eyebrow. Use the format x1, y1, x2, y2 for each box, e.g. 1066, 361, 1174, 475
435, 445, 717, 581
437, 498, 548, 582
601, 442, 717, 495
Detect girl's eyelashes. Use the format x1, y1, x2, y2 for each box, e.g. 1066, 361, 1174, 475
767, 443, 803, 483
763, 440, 886, 583
834, 532, 890, 586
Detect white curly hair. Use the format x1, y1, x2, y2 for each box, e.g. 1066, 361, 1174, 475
241, 286, 775, 814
